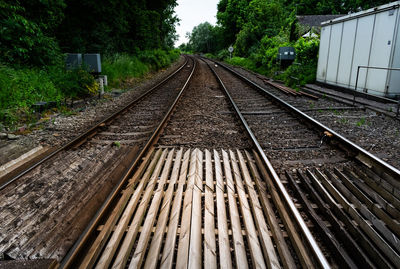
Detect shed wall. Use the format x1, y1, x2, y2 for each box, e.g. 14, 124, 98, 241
388, 10, 400, 96
316, 2, 400, 97
336, 20, 357, 87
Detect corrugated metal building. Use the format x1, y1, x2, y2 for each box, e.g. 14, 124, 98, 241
316, 1, 400, 97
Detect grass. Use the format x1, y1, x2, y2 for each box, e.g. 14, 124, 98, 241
103, 54, 150, 87
103, 49, 180, 87
356, 117, 366, 127
0, 49, 181, 128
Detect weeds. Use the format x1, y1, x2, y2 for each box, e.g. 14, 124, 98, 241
0, 49, 180, 128
103, 50, 180, 87
113, 141, 121, 148
356, 117, 366, 127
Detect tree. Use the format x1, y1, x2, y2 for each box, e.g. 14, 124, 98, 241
0, 0, 64, 66
234, 0, 285, 56
57, 0, 179, 54
217, 0, 250, 47
188, 22, 221, 53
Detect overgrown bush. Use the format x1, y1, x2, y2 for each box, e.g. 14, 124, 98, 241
0, 2, 64, 66
103, 54, 150, 87
0, 49, 180, 127
103, 49, 180, 86
226, 57, 256, 71
0, 63, 97, 126
282, 38, 319, 87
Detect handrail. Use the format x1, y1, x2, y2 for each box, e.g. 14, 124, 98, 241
353, 65, 400, 105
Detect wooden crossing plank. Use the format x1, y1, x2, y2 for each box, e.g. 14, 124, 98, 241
344, 167, 400, 219
334, 168, 400, 236
235, 150, 283, 269
128, 149, 175, 268
160, 149, 191, 269
204, 149, 217, 269
111, 149, 168, 269
74, 148, 329, 268
176, 149, 198, 268
214, 150, 233, 269
79, 147, 159, 269
188, 149, 203, 268
315, 169, 400, 267
222, 150, 248, 269
229, 150, 266, 269
144, 149, 183, 269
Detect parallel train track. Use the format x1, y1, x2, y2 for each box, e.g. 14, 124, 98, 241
0, 55, 398, 268
205, 57, 400, 268
0, 56, 195, 261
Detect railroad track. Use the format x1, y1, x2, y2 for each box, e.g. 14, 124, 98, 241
2, 55, 399, 268
0, 56, 195, 261
61, 57, 328, 268
205, 57, 400, 268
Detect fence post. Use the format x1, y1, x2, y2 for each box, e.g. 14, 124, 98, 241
353, 66, 360, 106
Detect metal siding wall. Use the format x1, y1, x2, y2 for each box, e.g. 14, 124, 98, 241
325, 24, 343, 83
389, 9, 400, 96
350, 16, 375, 90
365, 11, 397, 95
337, 20, 357, 87
316, 26, 331, 82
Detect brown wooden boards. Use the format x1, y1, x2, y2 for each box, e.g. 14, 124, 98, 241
77, 148, 293, 268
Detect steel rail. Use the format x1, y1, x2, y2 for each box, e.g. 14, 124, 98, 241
0, 57, 189, 191
204, 58, 331, 269
60, 56, 197, 268
210, 58, 400, 181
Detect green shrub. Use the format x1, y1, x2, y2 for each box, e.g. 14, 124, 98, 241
0, 49, 180, 126
0, 65, 61, 110
282, 37, 319, 87
103, 54, 149, 87
226, 57, 256, 71
0, 63, 97, 126
103, 49, 180, 87
216, 49, 230, 61
0, 2, 63, 66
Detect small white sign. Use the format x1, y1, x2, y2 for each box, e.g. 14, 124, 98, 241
228, 46, 234, 52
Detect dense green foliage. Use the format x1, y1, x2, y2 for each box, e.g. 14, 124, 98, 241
282, 0, 391, 15
0, 0, 178, 66
103, 49, 180, 87
0, 1, 64, 66
0, 64, 96, 125
0, 50, 179, 126
57, 0, 178, 55
0, 0, 180, 127
184, 0, 391, 87
183, 22, 224, 54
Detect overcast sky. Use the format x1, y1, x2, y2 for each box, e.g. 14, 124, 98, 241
175, 0, 218, 46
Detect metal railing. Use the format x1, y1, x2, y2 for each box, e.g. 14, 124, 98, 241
353, 66, 400, 108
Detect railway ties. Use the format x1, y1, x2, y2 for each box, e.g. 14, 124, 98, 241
67, 147, 294, 268
3, 55, 400, 268
0, 56, 196, 263
205, 57, 400, 268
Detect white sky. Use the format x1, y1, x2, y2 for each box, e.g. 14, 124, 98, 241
174, 0, 218, 46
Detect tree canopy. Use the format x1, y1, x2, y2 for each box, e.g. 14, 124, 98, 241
0, 0, 179, 66
184, 0, 392, 55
